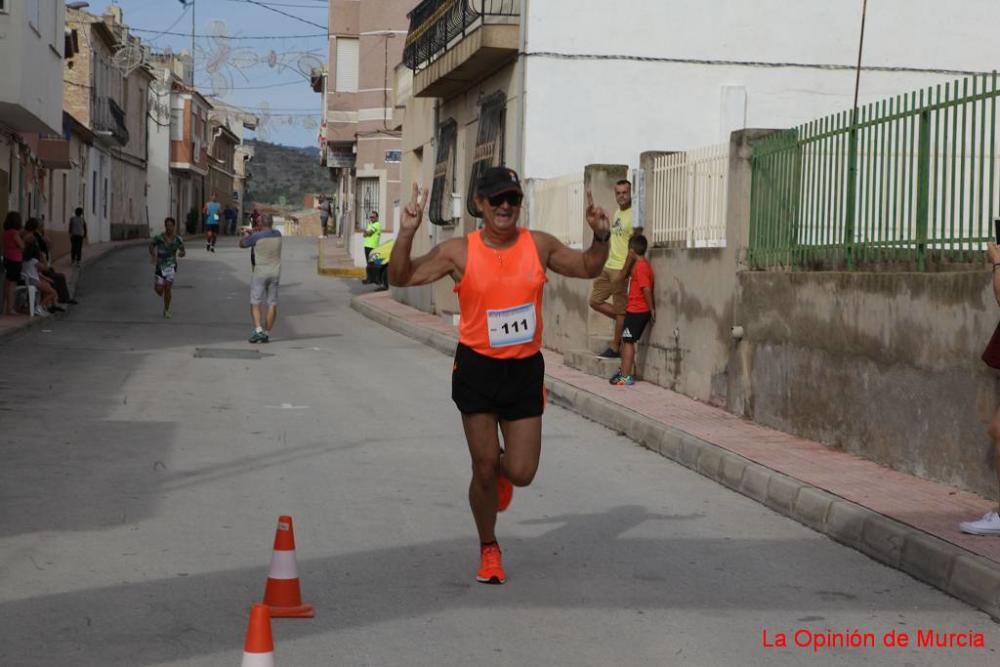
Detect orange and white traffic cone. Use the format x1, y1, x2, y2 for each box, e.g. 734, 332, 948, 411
262, 515, 315, 618
241, 603, 276, 667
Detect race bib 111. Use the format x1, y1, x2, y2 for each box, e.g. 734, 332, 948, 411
487, 303, 536, 348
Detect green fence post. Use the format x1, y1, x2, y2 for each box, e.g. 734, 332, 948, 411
844, 121, 859, 269
915, 108, 931, 271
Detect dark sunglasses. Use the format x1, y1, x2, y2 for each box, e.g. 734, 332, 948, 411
487, 191, 523, 207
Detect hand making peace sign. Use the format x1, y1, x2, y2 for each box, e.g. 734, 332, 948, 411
400, 182, 430, 233
585, 191, 610, 236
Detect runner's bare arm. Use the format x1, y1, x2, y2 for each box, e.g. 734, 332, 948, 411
390, 239, 460, 286
536, 191, 610, 278
536, 231, 608, 278
388, 183, 459, 286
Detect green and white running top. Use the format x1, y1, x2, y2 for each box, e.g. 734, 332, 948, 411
151, 233, 185, 271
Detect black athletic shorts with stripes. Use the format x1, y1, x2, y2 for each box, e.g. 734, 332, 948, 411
452, 342, 546, 421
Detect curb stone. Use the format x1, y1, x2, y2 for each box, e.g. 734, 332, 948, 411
350, 294, 1000, 621
318, 266, 366, 278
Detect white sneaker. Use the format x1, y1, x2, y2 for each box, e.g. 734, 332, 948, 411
960, 511, 1000, 535
34, 306, 51, 317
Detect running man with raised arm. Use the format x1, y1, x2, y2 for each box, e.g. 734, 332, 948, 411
389, 166, 611, 584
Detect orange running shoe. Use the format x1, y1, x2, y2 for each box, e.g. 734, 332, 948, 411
476, 543, 506, 584
496, 470, 513, 513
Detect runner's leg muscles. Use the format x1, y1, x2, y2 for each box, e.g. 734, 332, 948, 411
462, 412, 502, 543
498, 416, 542, 487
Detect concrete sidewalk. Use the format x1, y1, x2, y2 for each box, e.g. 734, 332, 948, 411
317, 236, 364, 278
0, 238, 149, 340
352, 289, 1000, 620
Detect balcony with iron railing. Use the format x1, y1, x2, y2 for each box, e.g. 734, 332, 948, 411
93, 98, 130, 147
403, 0, 520, 99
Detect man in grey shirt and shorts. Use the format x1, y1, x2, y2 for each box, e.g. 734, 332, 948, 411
239, 214, 282, 343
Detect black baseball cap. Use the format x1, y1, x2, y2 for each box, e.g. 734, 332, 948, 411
476, 166, 522, 197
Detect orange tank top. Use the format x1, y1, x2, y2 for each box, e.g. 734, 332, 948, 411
455, 228, 546, 359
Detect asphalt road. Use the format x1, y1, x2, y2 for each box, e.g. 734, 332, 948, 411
1, 236, 998, 666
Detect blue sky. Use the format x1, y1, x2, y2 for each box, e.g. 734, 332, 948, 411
98, 0, 328, 147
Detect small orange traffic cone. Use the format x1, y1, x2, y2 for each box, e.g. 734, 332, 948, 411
241, 603, 276, 666
262, 515, 314, 618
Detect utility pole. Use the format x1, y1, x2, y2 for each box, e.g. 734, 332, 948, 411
177, 0, 195, 86
191, 0, 196, 87
845, 0, 868, 269
852, 0, 868, 124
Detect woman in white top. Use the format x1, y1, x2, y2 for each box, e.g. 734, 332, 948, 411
21, 238, 60, 315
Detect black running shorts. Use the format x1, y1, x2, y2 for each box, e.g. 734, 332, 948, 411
622, 311, 652, 343
452, 343, 546, 421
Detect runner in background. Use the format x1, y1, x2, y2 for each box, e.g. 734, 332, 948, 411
204, 192, 221, 253
150, 217, 185, 318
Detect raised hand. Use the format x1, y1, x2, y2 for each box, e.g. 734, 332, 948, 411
401, 182, 429, 233
585, 191, 609, 235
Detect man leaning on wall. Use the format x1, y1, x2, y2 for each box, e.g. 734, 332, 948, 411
589, 179, 642, 358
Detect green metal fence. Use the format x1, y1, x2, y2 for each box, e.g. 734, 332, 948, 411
749, 72, 999, 270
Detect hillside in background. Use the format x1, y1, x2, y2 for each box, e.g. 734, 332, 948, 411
246, 140, 331, 207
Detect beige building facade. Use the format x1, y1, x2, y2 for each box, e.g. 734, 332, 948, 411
207, 122, 239, 227
394, 0, 522, 315
319, 0, 411, 265
169, 88, 212, 233
63, 8, 151, 241
208, 99, 258, 226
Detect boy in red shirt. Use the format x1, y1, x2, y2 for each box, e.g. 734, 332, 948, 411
611, 234, 654, 385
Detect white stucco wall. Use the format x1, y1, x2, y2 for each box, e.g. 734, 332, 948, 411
522, 0, 1000, 178
147, 82, 172, 235
0, 2, 64, 135
88, 146, 112, 242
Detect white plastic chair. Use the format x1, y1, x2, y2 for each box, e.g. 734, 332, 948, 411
14, 283, 37, 318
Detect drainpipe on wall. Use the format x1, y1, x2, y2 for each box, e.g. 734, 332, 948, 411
516, 0, 528, 179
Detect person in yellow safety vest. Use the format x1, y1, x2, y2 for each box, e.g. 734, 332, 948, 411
362, 210, 382, 277
366, 239, 394, 290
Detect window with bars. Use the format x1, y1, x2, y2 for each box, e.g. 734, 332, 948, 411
467, 92, 506, 218
356, 177, 379, 231
429, 119, 457, 226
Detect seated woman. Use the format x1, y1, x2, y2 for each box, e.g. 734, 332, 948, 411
24, 218, 74, 304
21, 238, 61, 315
